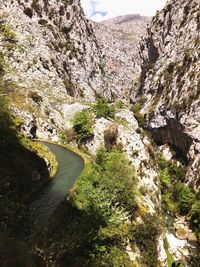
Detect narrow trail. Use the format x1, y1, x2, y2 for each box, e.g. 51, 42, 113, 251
28, 142, 84, 231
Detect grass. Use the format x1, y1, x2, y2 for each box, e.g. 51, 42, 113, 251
164, 238, 175, 267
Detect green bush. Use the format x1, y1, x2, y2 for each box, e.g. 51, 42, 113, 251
156, 152, 186, 184
156, 152, 169, 170
190, 201, 200, 232
160, 169, 171, 188
115, 99, 124, 109
131, 102, 141, 113
130, 102, 145, 127
93, 246, 133, 267
92, 98, 115, 119
67, 149, 139, 265
0, 24, 17, 43
72, 110, 94, 142
0, 51, 5, 76
177, 184, 195, 214
156, 153, 195, 216
75, 150, 138, 216
130, 214, 163, 267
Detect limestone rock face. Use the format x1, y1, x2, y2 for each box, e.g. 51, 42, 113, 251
0, 0, 106, 101
134, 0, 200, 189
86, 110, 159, 213
93, 15, 150, 101
0, 1, 150, 143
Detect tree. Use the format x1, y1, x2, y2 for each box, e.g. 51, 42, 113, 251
72, 110, 93, 142
92, 98, 115, 119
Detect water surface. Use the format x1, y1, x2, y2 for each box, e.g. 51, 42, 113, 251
29, 142, 84, 229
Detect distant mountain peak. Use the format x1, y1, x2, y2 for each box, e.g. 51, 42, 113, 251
101, 14, 150, 25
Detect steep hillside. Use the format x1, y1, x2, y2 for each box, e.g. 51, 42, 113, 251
93, 15, 150, 100
0, 94, 56, 267
0, 0, 107, 101
133, 0, 200, 189
0, 1, 149, 141
0, 0, 106, 140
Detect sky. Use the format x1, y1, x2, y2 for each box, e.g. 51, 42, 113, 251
80, 0, 167, 21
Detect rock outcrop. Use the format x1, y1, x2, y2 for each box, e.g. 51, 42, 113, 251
0, 0, 107, 101
134, 0, 200, 189
93, 15, 150, 100
0, 1, 149, 141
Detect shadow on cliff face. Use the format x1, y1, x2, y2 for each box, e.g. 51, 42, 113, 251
150, 118, 193, 163
34, 199, 106, 267
0, 229, 46, 267
0, 93, 48, 266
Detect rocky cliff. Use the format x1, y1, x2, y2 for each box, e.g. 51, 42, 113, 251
0, 0, 107, 101
0, 0, 149, 140
134, 0, 200, 189
93, 14, 150, 100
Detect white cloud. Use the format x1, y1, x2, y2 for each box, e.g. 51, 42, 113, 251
80, 0, 167, 21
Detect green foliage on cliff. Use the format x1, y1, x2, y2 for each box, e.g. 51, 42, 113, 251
38, 149, 141, 266
92, 98, 115, 119
130, 214, 163, 267
36, 148, 163, 266
156, 152, 195, 215
0, 24, 17, 43
74, 149, 138, 216
72, 109, 94, 142
130, 102, 145, 127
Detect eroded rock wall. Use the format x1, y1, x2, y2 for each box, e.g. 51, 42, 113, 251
134, 0, 200, 189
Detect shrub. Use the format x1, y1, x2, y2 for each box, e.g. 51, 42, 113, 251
60, 128, 77, 144
156, 152, 195, 216
130, 102, 145, 127
72, 110, 93, 142
93, 246, 133, 267
104, 123, 118, 150
131, 102, 141, 113
156, 152, 169, 170
168, 162, 186, 182
156, 153, 186, 183
190, 200, 200, 232
0, 51, 5, 76
74, 149, 138, 217
176, 184, 195, 215
92, 98, 115, 118
95, 147, 107, 167
130, 214, 163, 267
115, 99, 124, 109
0, 24, 17, 43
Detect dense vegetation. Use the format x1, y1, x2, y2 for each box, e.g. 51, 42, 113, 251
157, 152, 200, 265
156, 152, 193, 215
72, 109, 94, 143
36, 148, 163, 267
92, 98, 115, 119
63, 99, 115, 145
